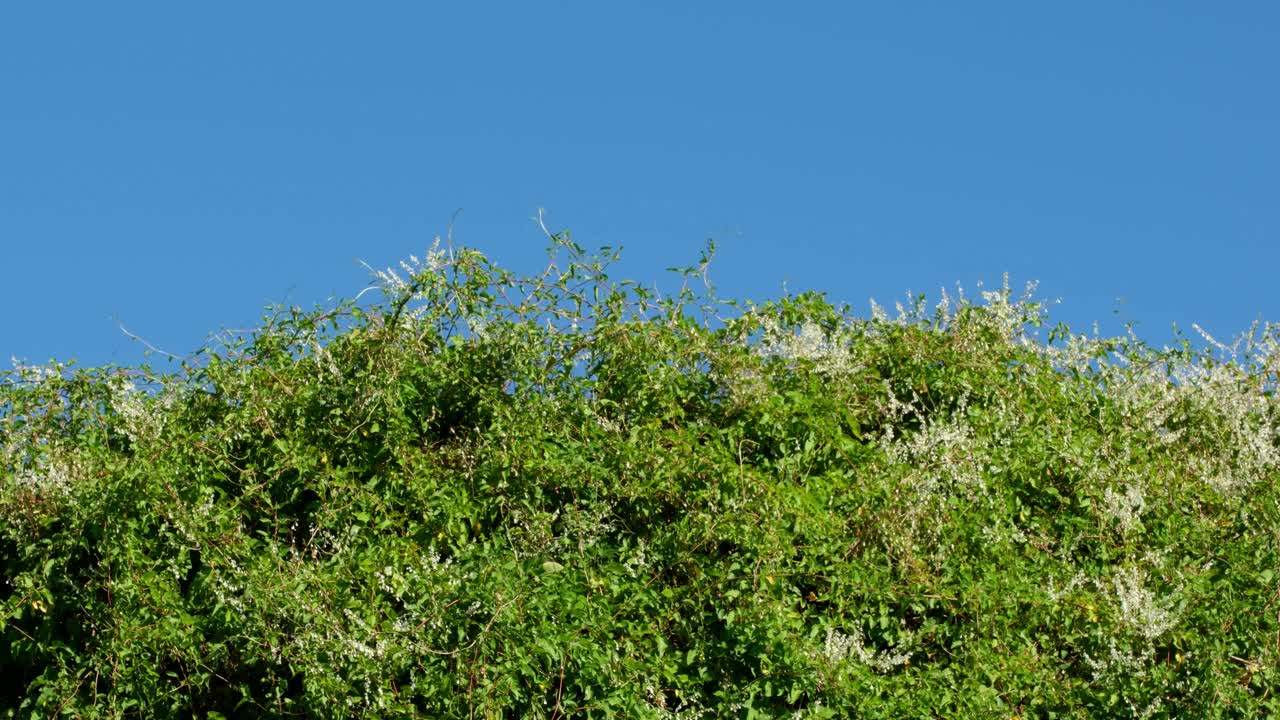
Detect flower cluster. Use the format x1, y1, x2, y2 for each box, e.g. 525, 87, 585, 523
1112, 566, 1178, 641
107, 374, 172, 445
369, 237, 447, 294
820, 626, 914, 673
756, 316, 861, 378
1102, 482, 1147, 536
13, 456, 73, 497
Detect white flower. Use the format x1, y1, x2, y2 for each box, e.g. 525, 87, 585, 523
1112, 566, 1177, 640
756, 316, 860, 377
820, 626, 913, 672
9, 357, 63, 385
14, 458, 73, 496
1102, 483, 1146, 536
107, 374, 173, 445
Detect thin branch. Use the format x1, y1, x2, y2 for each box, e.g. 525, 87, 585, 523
116, 319, 183, 361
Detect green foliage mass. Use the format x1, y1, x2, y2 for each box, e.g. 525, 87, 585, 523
3, 235, 1279, 718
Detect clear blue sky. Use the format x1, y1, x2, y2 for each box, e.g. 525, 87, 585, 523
3, 3, 1277, 368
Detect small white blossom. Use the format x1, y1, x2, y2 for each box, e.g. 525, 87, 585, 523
1046, 572, 1090, 603
1102, 483, 1146, 536
108, 375, 170, 445
1083, 637, 1152, 681
14, 458, 74, 496
756, 316, 860, 377
820, 626, 913, 673
367, 239, 451, 319
1112, 566, 1177, 640
9, 357, 63, 385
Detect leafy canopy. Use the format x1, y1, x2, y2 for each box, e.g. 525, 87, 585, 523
3, 231, 1279, 718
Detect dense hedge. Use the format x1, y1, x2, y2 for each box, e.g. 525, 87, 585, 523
3, 237, 1279, 718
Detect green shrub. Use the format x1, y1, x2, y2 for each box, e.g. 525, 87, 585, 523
3, 234, 1279, 718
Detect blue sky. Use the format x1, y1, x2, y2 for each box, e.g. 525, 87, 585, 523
3, 3, 1276, 368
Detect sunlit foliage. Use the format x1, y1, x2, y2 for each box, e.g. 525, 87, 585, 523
3, 232, 1278, 718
